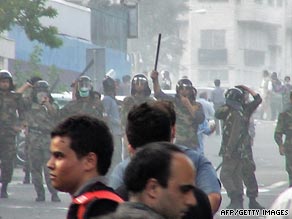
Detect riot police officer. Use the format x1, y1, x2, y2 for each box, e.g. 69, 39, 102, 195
151, 70, 205, 149
60, 75, 104, 120
0, 70, 25, 198
215, 87, 246, 209
25, 80, 60, 202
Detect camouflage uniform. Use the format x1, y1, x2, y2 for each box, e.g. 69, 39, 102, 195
0, 91, 25, 191
155, 91, 205, 149
215, 104, 246, 206
25, 101, 59, 200
60, 97, 104, 120
275, 104, 292, 187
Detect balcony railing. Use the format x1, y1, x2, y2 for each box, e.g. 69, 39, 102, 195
236, 2, 283, 26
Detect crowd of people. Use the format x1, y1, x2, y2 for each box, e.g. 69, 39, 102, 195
0, 68, 292, 219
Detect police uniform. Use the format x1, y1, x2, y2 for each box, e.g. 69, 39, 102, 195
275, 104, 292, 187
25, 81, 60, 201
215, 88, 247, 209
0, 91, 25, 197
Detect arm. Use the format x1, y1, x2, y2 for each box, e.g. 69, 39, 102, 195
274, 113, 286, 156
16, 82, 32, 94
150, 70, 162, 95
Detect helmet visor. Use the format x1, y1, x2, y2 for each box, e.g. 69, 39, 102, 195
133, 76, 148, 87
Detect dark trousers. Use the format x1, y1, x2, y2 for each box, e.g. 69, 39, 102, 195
220, 156, 243, 198
0, 134, 16, 184
242, 145, 258, 198
285, 147, 292, 187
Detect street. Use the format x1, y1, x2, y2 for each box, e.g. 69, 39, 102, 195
0, 119, 289, 219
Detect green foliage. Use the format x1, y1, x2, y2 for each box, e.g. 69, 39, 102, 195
14, 45, 66, 92
129, 0, 189, 73
0, 0, 62, 48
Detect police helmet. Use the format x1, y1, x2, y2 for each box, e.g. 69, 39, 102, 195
176, 78, 193, 93
225, 87, 244, 109
34, 80, 50, 92
131, 74, 151, 96
77, 76, 92, 98
0, 70, 13, 90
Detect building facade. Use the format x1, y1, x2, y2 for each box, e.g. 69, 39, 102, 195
183, 0, 291, 88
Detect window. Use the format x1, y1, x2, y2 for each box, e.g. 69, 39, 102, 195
200, 30, 226, 49
244, 50, 265, 66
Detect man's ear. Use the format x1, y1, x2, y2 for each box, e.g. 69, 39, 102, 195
83, 152, 97, 171
128, 144, 136, 156
145, 178, 160, 199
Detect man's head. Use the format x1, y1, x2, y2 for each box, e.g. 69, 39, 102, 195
263, 70, 269, 78
0, 70, 14, 91
77, 76, 93, 98
126, 102, 172, 150
271, 72, 278, 80
122, 74, 131, 84
125, 142, 196, 219
47, 115, 113, 195
103, 76, 116, 96
214, 79, 220, 87
131, 74, 151, 97
284, 76, 291, 84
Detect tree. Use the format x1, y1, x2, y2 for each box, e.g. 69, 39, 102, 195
128, 0, 189, 74
0, 0, 62, 48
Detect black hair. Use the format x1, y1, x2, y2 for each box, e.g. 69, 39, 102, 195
126, 102, 171, 149
51, 115, 113, 175
150, 100, 176, 127
124, 142, 183, 193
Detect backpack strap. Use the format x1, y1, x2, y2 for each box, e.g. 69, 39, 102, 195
73, 190, 124, 219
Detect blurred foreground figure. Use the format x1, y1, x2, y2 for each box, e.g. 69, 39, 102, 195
106, 142, 196, 219
0, 70, 25, 198
47, 115, 123, 218
266, 187, 292, 219
275, 91, 292, 187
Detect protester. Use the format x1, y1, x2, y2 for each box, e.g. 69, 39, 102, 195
47, 115, 124, 218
